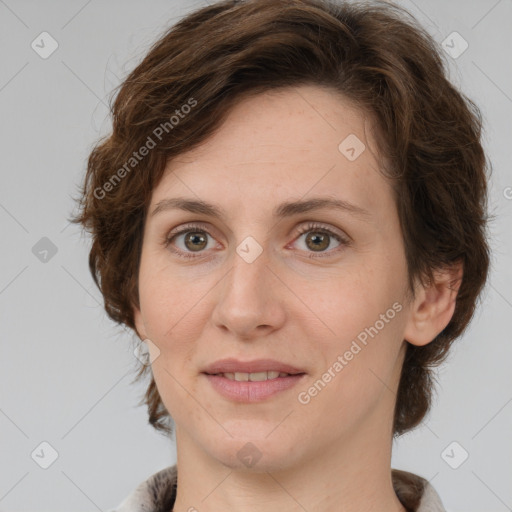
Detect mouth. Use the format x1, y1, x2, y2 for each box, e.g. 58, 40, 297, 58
201, 358, 307, 402
204, 371, 302, 381
202, 370, 306, 402
202, 357, 305, 376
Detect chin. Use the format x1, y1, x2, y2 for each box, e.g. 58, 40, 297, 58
206, 434, 300, 473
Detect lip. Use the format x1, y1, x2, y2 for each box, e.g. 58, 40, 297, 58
202, 358, 305, 375
201, 358, 306, 403
203, 373, 306, 402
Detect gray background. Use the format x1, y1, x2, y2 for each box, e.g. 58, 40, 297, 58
0, 0, 511, 511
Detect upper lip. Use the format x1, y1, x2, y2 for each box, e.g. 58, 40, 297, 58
202, 358, 306, 375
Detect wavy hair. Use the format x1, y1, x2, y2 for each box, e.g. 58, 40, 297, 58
70, 0, 491, 438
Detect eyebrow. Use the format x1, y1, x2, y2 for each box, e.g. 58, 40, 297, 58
150, 196, 372, 222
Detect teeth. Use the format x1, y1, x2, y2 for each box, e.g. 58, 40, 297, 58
220, 371, 290, 381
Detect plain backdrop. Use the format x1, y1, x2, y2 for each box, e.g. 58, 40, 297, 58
0, 1, 511, 511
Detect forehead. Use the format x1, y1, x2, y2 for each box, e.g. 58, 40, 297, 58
172, 85, 377, 163
151, 85, 392, 220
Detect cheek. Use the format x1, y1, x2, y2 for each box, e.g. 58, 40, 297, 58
313, 300, 404, 387
137, 265, 219, 404
303, 268, 406, 399
298, 266, 383, 341
138, 257, 205, 337
299, 311, 405, 438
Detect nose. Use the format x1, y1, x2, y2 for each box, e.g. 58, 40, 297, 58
210, 246, 286, 340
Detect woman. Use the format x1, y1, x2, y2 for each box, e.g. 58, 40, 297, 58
70, 0, 490, 510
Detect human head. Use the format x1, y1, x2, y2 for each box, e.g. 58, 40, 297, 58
70, 0, 490, 439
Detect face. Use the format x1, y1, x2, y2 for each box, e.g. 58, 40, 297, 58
133, 85, 415, 471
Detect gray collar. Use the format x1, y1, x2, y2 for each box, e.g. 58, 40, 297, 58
112, 465, 446, 512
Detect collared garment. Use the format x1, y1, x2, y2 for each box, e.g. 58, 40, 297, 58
110, 465, 446, 512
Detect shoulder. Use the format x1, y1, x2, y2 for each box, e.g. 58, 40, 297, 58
392, 468, 446, 512
110, 465, 178, 512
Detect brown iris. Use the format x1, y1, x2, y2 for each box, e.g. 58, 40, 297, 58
184, 231, 208, 252
305, 231, 330, 251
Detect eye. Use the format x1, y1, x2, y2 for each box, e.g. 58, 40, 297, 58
163, 221, 350, 260
163, 223, 217, 259
290, 222, 350, 258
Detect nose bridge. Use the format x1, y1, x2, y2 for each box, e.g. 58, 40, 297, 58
211, 237, 284, 336
225, 212, 273, 293
225, 241, 272, 308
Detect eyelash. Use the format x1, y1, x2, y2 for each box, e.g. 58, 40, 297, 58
163, 222, 350, 260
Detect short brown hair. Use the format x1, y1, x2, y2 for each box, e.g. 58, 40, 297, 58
70, 0, 491, 438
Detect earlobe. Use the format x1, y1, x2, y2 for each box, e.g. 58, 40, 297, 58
403, 261, 463, 347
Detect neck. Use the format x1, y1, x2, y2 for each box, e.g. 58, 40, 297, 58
171, 403, 406, 512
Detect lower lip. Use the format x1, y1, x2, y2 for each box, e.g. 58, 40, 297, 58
203, 373, 306, 402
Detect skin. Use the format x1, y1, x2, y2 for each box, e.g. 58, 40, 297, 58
133, 84, 462, 512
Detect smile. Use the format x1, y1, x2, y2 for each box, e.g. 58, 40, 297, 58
203, 372, 306, 402
213, 371, 292, 381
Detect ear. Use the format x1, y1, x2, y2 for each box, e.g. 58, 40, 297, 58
403, 261, 463, 347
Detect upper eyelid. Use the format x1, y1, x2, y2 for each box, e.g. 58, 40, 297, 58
166, 221, 349, 245
167, 220, 345, 236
